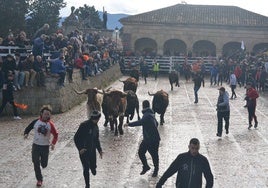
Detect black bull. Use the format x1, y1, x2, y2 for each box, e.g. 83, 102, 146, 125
169, 71, 180, 91
148, 90, 169, 125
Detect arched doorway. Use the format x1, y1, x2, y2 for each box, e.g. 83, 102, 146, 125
134, 38, 157, 56
222, 42, 242, 58
192, 40, 216, 57
252, 43, 268, 54
163, 39, 187, 56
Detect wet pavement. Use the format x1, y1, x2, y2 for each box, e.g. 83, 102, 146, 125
1, 76, 268, 188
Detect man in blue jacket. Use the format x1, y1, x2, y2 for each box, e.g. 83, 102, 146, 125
124, 100, 160, 177
50, 55, 66, 86
156, 138, 214, 188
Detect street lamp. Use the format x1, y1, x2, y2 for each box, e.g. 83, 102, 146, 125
115, 26, 119, 49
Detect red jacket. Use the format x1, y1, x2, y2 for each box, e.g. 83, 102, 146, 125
234, 67, 242, 78
246, 88, 259, 107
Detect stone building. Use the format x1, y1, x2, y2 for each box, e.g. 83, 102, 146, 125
120, 4, 268, 57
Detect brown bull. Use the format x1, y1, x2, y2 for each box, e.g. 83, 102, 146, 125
169, 70, 180, 91
73, 87, 103, 119
119, 77, 138, 93
148, 89, 169, 125
102, 89, 127, 136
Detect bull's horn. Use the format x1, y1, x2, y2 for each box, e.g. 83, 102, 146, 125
97, 90, 104, 94
148, 91, 155, 96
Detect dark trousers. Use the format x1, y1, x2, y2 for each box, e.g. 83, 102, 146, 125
210, 74, 217, 85
32, 144, 49, 181
66, 67, 73, 82
36, 71, 45, 86
154, 71, 158, 80
0, 98, 18, 116
194, 85, 201, 102
247, 106, 257, 125
58, 72, 66, 85
138, 140, 159, 170
217, 111, 230, 135
230, 85, 237, 98
79, 152, 96, 188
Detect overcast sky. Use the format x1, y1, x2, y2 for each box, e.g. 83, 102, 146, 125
60, 0, 268, 17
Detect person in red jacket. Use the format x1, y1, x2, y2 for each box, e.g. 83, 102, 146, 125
245, 82, 259, 129
234, 64, 242, 87
24, 105, 58, 187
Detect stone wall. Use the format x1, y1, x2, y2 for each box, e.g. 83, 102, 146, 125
3, 64, 122, 116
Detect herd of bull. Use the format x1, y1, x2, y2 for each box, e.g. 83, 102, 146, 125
73, 70, 181, 136
72, 71, 182, 136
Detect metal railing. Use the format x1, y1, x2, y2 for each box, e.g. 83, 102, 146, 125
0, 46, 31, 57
123, 56, 217, 74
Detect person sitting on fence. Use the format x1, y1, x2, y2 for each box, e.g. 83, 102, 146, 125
2, 32, 15, 46
14, 53, 25, 90
22, 54, 36, 87
15, 31, 31, 50
49, 54, 66, 87
33, 55, 46, 87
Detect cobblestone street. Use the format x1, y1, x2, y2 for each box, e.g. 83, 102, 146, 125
1, 76, 268, 188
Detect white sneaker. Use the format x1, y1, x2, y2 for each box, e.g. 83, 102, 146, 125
14, 116, 22, 120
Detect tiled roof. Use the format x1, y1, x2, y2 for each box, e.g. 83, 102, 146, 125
120, 4, 268, 27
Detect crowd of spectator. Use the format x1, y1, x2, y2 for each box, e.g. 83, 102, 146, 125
0, 24, 122, 90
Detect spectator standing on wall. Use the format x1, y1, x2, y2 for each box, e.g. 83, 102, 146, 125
32, 23, 50, 40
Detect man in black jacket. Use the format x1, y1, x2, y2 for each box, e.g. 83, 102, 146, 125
74, 110, 103, 188
193, 72, 204, 104
156, 138, 213, 188
124, 100, 160, 177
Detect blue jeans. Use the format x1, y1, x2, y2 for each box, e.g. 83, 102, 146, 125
194, 85, 201, 102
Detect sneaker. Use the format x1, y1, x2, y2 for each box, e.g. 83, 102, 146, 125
14, 116, 22, 120
254, 122, 258, 128
91, 168, 96, 175
226, 130, 229, 134
36, 180, 42, 187
248, 124, 252, 130
140, 166, 150, 175
216, 133, 222, 137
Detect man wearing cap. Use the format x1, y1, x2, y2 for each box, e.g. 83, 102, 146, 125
245, 82, 259, 129
74, 110, 103, 188
124, 100, 160, 177
216, 87, 230, 137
